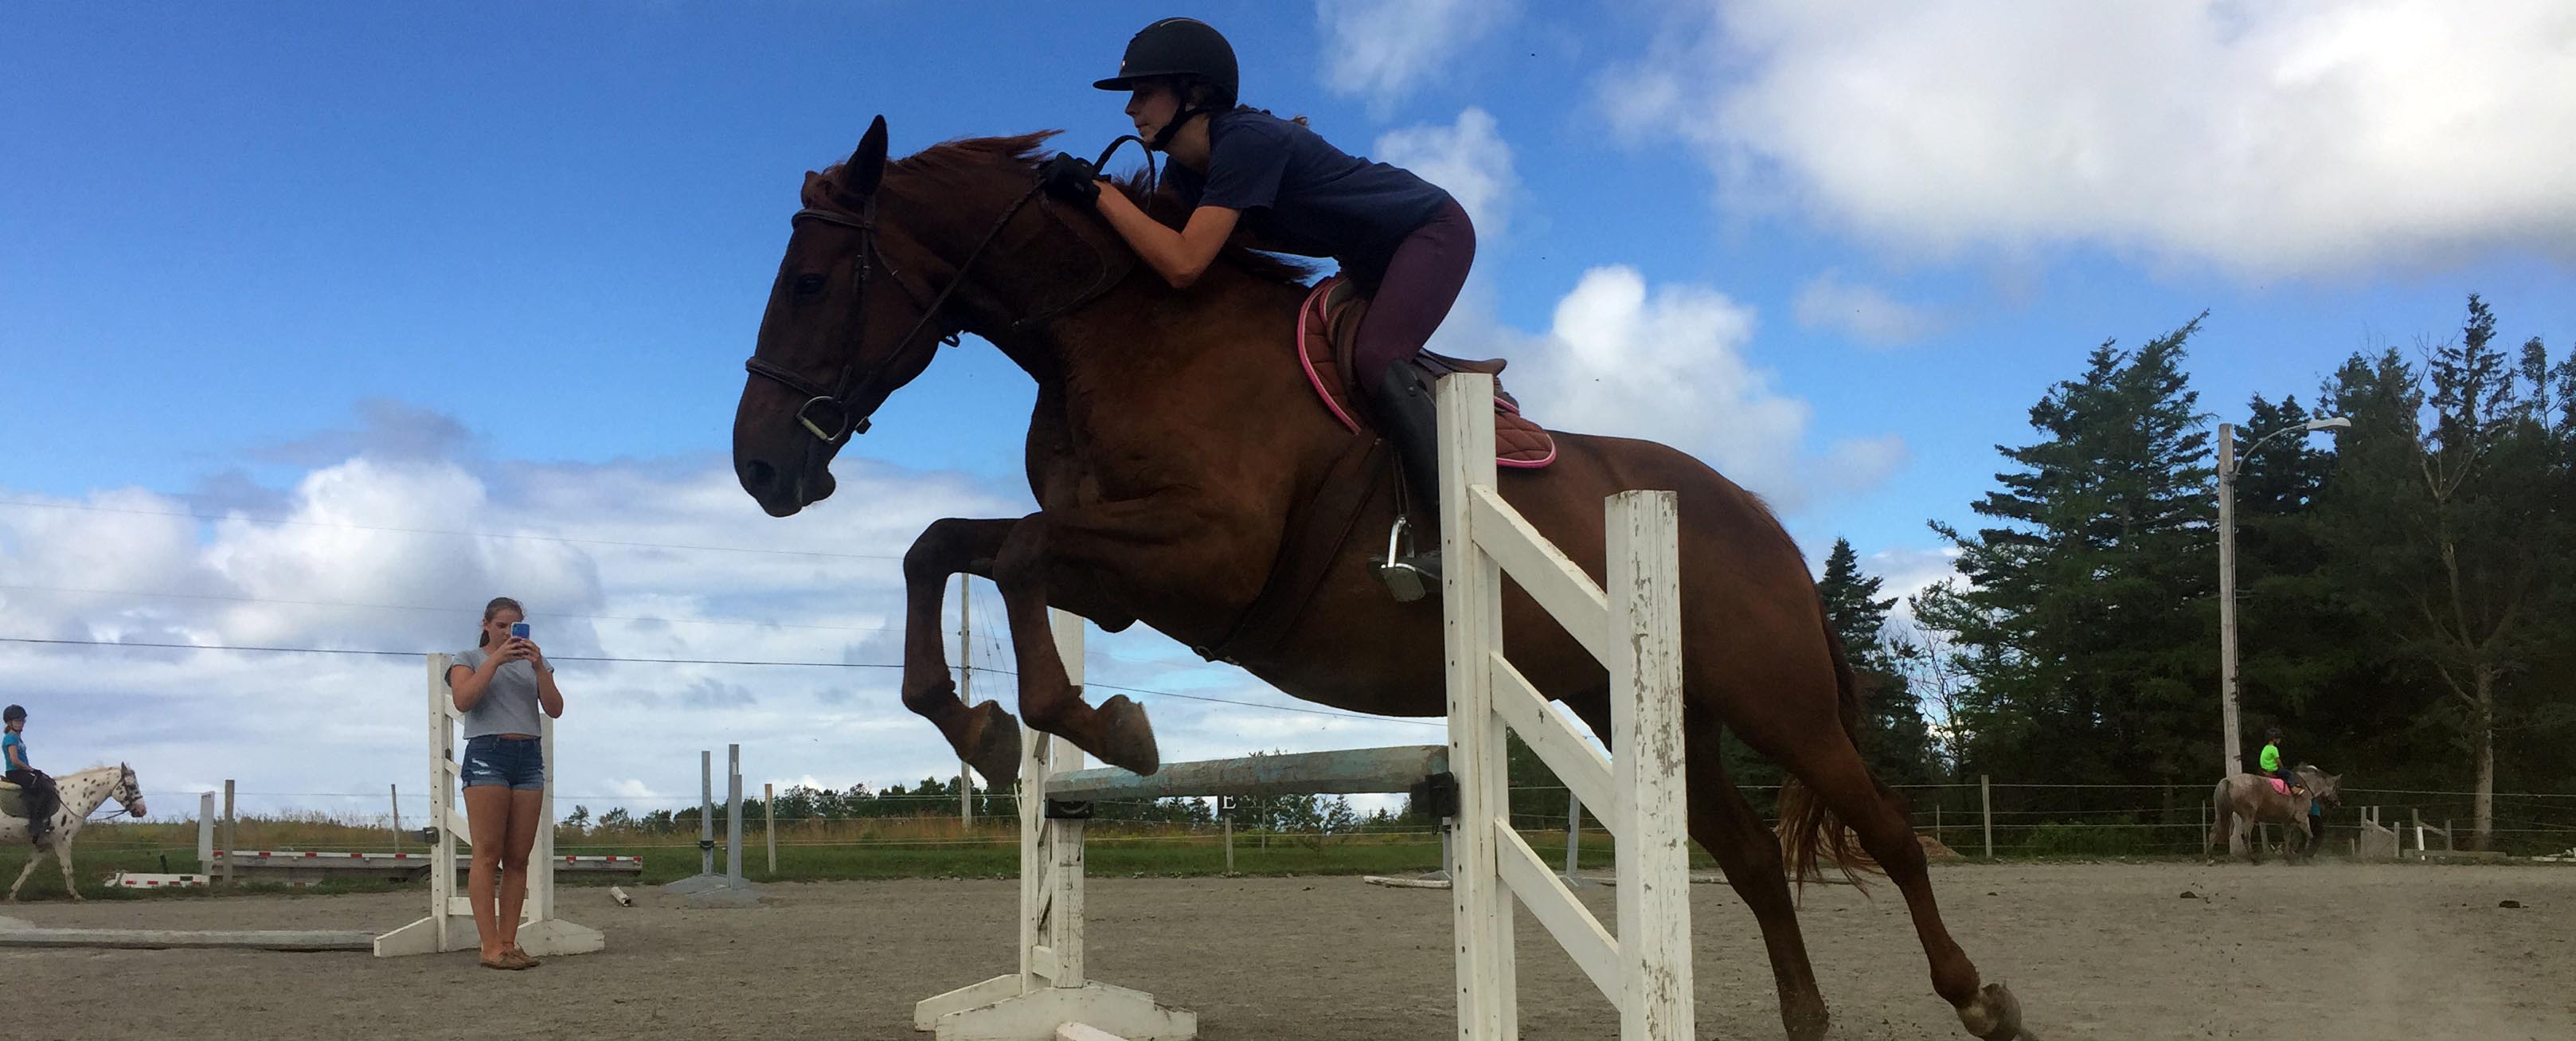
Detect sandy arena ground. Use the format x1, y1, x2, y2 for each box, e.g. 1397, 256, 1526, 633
6, 862, 2569, 1039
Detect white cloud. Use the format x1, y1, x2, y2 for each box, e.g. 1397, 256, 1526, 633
1792, 271, 1945, 346
1603, 0, 2576, 279
1439, 265, 1907, 511
1317, 0, 1517, 107
0, 404, 1466, 824
1374, 108, 1520, 240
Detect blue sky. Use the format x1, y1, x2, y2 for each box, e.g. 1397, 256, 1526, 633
5, 2, 2572, 819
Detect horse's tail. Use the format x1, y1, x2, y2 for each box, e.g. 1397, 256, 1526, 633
2207, 777, 2235, 858
1778, 622, 1886, 893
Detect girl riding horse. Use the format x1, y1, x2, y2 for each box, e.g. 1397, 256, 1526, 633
1042, 17, 1474, 581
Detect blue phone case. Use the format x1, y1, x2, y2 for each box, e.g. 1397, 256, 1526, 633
510, 623, 530, 639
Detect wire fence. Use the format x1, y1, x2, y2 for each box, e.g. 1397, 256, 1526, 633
88, 775, 2576, 863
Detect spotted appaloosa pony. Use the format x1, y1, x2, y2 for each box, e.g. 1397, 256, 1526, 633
732, 117, 2037, 1040
2209, 764, 2341, 865
2, 765, 147, 901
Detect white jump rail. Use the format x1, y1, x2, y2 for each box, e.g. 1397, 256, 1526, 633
375, 653, 604, 958
915, 373, 1691, 1040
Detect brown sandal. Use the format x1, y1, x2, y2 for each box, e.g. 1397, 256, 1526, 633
479, 953, 517, 970
504, 946, 540, 969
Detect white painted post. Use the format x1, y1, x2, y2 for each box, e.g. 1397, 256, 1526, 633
389, 783, 402, 855
1437, 373, 1517, 1041
912, 609, 1194, 1040
197, 791, 215, 871
1609, 487, 1693, 1041
765, 782, 777, 876
1222, 816, 1234, 875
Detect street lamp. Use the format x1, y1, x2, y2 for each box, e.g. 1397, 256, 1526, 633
2217, 416, 2352, 781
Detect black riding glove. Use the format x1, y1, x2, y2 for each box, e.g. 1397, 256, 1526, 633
1038, 152, 1103, 209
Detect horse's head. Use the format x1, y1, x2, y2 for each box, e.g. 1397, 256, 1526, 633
114, 764, 146, 817
735, 115, 953, 517
2297, 765, 2342, 808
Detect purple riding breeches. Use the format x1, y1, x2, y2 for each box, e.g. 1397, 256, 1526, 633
1351, 198, 1476, 381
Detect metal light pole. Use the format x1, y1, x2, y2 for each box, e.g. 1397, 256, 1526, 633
2217, 417, 2351, 781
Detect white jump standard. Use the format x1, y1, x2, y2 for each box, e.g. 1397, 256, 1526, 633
915, 373, 1694, 1041
374, 654, 603, 959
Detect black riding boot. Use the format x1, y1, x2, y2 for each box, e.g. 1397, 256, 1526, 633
1374, 359, 1443, 601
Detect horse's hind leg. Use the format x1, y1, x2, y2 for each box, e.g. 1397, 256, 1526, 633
1771, 731, 2031, 1039
6, 846, 41, 902
1571, 699, 1831, 1040
901, 518, 1029, 786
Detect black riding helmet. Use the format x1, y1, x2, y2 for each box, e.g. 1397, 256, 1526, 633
1093, 18, 1239, 150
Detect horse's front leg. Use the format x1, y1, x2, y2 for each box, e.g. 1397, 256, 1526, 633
901, 518, 1030, 788
988, 497, 1257, 776
54, 837, 79, 901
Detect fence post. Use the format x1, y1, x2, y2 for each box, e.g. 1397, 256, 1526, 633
197, 791, 215, 870
765, 782, 777, 875
1223, 816, 1234, 875
725, 744, 745, 885
221, 780, 237, 886
1980, 774, 1992, 859
1562, 794, 1584, 885
699, 749, 715, 878
390, 783, 402, 855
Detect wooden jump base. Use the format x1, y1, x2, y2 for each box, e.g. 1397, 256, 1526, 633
0, 928, 373, 952
373, 654, 604, 959
916, 374, 1694, 1041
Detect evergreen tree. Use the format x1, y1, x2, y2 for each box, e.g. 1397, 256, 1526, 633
1818, 538, 1937, 785
1914, 318, 2218, 785
2315, 297, 2576, 847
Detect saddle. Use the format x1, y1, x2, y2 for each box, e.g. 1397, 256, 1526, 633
1296, 276, 1555, 468
2261, 777, 2305, 797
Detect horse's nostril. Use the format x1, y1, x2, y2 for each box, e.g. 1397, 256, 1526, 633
744, 459, 776, 490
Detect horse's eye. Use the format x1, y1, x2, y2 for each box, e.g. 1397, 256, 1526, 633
793, 273, 827, 295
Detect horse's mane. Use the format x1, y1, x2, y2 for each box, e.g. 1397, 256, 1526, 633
828, 132, 1315, 287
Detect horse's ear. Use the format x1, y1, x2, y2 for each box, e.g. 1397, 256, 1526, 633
846, 115, 889, 196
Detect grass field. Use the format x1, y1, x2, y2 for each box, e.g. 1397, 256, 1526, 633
0, 814, 1655, 902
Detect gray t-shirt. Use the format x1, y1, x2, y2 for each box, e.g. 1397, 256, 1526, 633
451, 646, 552, 739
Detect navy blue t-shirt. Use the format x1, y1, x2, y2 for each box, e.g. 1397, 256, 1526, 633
1164, 108, 1454, 286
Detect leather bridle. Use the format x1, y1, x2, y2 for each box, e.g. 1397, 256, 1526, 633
741, 137, 1151, 445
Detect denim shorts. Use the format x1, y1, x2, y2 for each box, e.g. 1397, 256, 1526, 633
460, 734, 545, 790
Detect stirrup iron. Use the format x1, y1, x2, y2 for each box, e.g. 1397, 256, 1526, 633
1376, 515, 1436, 602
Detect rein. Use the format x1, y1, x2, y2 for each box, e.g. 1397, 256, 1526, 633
743, 135, 1151, 445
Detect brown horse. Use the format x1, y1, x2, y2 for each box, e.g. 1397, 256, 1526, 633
2208, 765, 2341, 864
732, 117, 2035, 1041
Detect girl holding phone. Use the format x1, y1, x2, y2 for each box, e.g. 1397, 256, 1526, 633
444, 596, 565, 970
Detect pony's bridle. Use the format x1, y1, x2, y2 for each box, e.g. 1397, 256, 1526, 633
742, 137, 1151, 445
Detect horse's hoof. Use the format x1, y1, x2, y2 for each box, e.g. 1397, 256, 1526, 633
1093, 695, 1161, 776
1957, 981, 2031, 1040
1781, 1001, 1830, 1041
963, 701, 1022, 788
